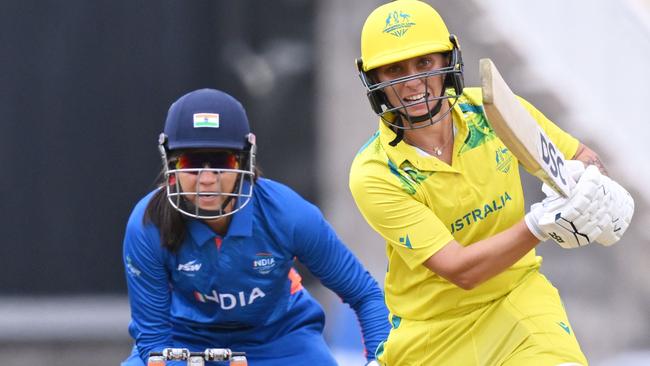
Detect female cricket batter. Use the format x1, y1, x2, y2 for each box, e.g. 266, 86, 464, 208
349, 1, 634, 365
121, 88, 388, 365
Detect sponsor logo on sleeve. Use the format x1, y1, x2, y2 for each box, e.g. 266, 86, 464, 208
126, 256, 141, 277
398, 235, 413, 249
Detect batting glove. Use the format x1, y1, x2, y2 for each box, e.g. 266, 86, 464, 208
525, 165, 607, 248
365, 361, 380, 366
560, 160, 635, 246
594, 175, 635, 246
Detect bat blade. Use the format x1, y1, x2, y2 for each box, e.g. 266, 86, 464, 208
480, 58, 572, 197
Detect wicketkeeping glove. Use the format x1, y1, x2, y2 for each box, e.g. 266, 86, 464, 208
525, 165, 607, 248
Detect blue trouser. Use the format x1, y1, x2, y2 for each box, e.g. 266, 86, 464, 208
122, 290, 338, 366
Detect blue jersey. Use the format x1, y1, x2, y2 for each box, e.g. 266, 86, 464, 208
123, 178, 389, 363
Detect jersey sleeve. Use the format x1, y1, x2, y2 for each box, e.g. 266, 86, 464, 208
517, 96, 581, 161
122, 204, 174, 363
349, 163, 455, 270
289, 201, 390, 362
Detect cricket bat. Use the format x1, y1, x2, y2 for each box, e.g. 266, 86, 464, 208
480, 58, 572, 197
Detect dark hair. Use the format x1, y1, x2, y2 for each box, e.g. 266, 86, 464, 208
144, 165, 262, 252
144, 180, 187, 253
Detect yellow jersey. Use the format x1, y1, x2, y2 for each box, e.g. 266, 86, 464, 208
349, 87, 579, 320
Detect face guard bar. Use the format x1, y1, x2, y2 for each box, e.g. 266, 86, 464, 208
158, 134, 257, 220
357, 37, 464, 130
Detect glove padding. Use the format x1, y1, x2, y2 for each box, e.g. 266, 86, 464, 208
594, 174, 635, 246
525, 164, 607, 248
548, 160, 635, 246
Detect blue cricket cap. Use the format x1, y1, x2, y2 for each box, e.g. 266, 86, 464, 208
163, 88, 250, 151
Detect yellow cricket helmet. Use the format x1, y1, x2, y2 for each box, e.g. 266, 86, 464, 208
360, 0, 453, 72
356, 0, 464, 130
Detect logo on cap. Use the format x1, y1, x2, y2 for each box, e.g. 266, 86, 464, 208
383, 11, 415, 38
193, 113, 220, 128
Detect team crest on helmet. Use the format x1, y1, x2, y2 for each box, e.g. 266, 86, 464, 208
383, 10, 415, 38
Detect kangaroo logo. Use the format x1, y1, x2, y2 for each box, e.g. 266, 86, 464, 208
383, 11, 416, 38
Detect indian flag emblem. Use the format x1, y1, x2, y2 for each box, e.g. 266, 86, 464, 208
193, 113, 219, 128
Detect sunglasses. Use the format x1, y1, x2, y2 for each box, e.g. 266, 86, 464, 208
170, 151, 240, 173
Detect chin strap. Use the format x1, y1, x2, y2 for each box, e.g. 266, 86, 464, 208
216, 178, 241, 213
400, 77, 448, 125
388, 84, 447, 147
388, 115, 404, 147
404, 95, 444, 124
